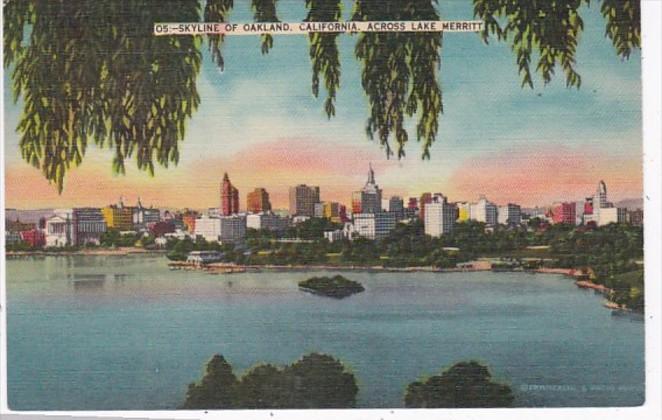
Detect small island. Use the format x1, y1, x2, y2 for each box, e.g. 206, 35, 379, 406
298, 275, 365, 299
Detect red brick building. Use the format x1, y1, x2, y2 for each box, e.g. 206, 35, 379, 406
551, 202, 577, 225
20, 229, 45, 248
247, 188, 271, 213
221, 173, 239, 216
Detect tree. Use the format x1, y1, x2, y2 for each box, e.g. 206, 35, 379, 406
404, 361, 514, 408
4, 0, 640, 191
181, 352, 358, 409
182, 354, 239, 409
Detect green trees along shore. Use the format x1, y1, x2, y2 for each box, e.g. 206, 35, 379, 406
182, 353, 514, 409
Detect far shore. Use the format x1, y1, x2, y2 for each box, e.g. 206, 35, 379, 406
169, 260, 580, 276
6, 247, 166, 257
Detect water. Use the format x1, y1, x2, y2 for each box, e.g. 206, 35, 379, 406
6, 255, 645, 410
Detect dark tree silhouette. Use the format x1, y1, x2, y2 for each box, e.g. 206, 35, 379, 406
404, 361, 514, 408
181, 352, 358, 409
182, 354, 238, 409
3, 0, 640, 191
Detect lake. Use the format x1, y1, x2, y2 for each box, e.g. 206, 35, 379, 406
5, 255, 645, 410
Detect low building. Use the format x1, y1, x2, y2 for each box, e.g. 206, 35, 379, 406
6, 230, 22, 246
45, 214, 73, 247
187, 251, 223, 265
597, 207, 627, 226
352, 211, 397, 240
72, 208, 107, 246
150, 221, 177, 237
133, 200, 161, 230
181, 210, 200, 233
628, 209, 643, 226
19, 229, 46, 248
102, 201, 134, 231
246, 212, 289, 232
323, 230, 345, 243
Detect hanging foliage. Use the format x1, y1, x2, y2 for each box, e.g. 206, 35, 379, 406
3, 0, 641, 192
305, 0, 343, 118
353, 0, 443, 158
474, 0, 640, 88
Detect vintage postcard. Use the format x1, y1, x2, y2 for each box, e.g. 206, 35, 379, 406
1, 0, 660, 418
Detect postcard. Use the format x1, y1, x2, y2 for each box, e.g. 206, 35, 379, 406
1, 0, 660, 419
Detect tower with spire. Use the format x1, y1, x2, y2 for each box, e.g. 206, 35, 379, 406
352, 163, 383, 214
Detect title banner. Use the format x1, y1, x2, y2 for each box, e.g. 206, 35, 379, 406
154, 20, 484, 36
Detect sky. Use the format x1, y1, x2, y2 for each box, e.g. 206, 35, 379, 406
3, 0, 642, 211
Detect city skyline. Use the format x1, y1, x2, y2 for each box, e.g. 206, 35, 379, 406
5, 167, 642, 215
3, 2, 641, 210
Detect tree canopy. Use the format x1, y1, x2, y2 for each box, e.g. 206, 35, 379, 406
182, 352, 358, 409
404, 360, 514, 408
3, 0, 640, 192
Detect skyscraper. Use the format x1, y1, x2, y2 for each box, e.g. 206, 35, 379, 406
388, 196, 404, 220
289, 184, 320, 217
247, 188, 271, 213
424, 194, 457, 237
418, 192, 433, 221
221, 173, 239, 216
353, 164, 382, 215
471, 195, 498, 226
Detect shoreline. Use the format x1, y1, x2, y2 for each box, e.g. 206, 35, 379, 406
6, 247, 166, 257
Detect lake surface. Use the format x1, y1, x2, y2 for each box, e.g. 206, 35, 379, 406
6, 255, 645, 410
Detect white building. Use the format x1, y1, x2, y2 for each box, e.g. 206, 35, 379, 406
497, 203, 522, 226
471, 196, 498, 226
323, 230, 345, 242
194, 216, 221, 242
292, 215, 310, 224
133, 198, 161, 229
194, 215, 247, 243
424, 195, 457, 238
246, 212, 289, 231
597, 207, 627, 226
45, 214, 73, 247
313, 203, 325, 218
352, 211, 397, 240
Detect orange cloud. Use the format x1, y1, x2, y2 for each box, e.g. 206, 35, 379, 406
4, 137, 398, 210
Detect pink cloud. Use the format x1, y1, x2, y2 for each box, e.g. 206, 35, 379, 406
446, 145, 642, 206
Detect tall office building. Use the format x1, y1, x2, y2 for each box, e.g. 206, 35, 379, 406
289, 184, 320, 217
497, 203, 522, 226
352, 164, 382, 215
221, 173, 240, 216
388, 196, 405, 220
471, 195, 498, 226
424, 195, 457, 237
247, 188, 271, 213
418, 192, 433, 221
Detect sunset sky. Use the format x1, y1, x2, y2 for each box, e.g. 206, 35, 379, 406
3, 1, 642, 211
